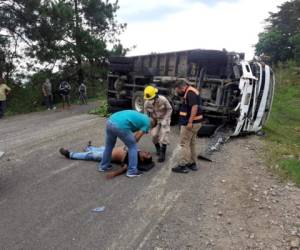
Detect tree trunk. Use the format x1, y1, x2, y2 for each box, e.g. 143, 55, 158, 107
74, 0, 83, 83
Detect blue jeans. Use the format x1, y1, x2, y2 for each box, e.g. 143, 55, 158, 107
100, 121, 138, 175
70, 146, 105, 161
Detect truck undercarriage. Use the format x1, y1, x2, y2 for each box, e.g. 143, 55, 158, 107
107, 49, 275, 136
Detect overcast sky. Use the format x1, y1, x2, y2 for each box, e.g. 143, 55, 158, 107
117, 0, 286, 59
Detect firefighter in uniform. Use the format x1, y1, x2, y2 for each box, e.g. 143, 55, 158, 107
172, 80, 203, 173
144, 85, 173, 162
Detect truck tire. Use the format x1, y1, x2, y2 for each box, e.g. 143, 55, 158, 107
132, 91, 144, 112
109, 57, 134, 64
107, 105, 126, 114
170, 113, 179, 126
108, 98, 131, 108
109, 63, 133, 73
197, 124, 218, 137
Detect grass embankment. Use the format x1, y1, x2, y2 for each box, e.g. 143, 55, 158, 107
264, 61, 300, 185
88, 101, 109, 117
5, 92, 105, 117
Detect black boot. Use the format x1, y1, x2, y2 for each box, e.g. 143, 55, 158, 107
154, 143, 161, 156
59, 148, 70, 158
158, 144, 167, 162
187, 162, 198, 171
172, 165, 189, 173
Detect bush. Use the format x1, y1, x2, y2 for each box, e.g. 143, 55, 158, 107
89, 101, 110, 117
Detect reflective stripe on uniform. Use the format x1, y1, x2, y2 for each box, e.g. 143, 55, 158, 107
179, 85, 203, 125
183, 86, 199, 99
193, 115, 203, 120
180, 113, 202, 120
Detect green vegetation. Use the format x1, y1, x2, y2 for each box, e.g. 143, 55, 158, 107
255, 0, 300, 64
5, 71, 107, 115
263, 61, 300, 185
0, 0, 128, 116
255, 0, 300, 185
89, 101, 110, 117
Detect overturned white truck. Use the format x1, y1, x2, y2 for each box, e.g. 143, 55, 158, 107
107, 49, 275, 136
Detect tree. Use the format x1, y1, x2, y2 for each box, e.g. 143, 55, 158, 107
110, 43, 131, 56
255, 0, 300, 64
0, 0, 127, 81
27, 0, 126, 82
0, 1, 41, 78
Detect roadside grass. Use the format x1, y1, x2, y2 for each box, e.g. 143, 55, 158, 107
263, 61, 300, 185
88, 100, 110, 117
5, 95, 104, 117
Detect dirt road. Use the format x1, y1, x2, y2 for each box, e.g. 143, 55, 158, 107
0, 103, 299, 250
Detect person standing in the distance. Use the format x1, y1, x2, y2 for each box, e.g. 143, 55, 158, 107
59, 80, 71, 109
172, 79, 203, 174
0, 77, 11, 119
78, 82, 87, 105
42, 79, 56, 110
144, 85, 173, 162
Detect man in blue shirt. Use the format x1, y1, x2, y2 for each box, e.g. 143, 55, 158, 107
99, 110, 156, 178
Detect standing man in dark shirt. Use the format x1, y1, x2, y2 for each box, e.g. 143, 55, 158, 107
172, 80, 203, 174
59, 80, 71, 109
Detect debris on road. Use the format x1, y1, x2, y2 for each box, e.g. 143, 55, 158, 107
0, 151, 4, 159
92, 206, 105, 213
290, 237, 300, 248
197, 125, 231, 161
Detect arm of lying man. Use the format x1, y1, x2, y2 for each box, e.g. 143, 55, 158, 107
106, 164, 127, 179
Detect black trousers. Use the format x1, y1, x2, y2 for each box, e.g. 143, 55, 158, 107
44, 95, 53, 109
0, 100, 6, 118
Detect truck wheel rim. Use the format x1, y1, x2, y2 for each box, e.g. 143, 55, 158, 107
134, 96, 144, 112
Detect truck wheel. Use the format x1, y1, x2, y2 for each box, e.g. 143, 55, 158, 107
197, 124, 218, 137
108, 98, 131, 107
132, 91, 144, 112
170, 113, 179, 126
107, 105, 126, 114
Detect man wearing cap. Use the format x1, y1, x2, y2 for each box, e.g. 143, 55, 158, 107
144, 85, 173, 162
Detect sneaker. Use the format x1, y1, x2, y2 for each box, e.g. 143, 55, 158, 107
97, 165, 113, 172
126, 170, 143, 178
83, 141, 92, 151
187, 162, 198, 171
172, 165, 189, 174
59, 148, 70, 158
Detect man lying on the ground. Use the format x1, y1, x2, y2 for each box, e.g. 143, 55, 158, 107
59, 143, 154, 178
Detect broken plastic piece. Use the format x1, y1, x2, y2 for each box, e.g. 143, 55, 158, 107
256, 130, 266, 137
0, 151, 5, 159
92, 206, 105, 213
197, 154, 212, 162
